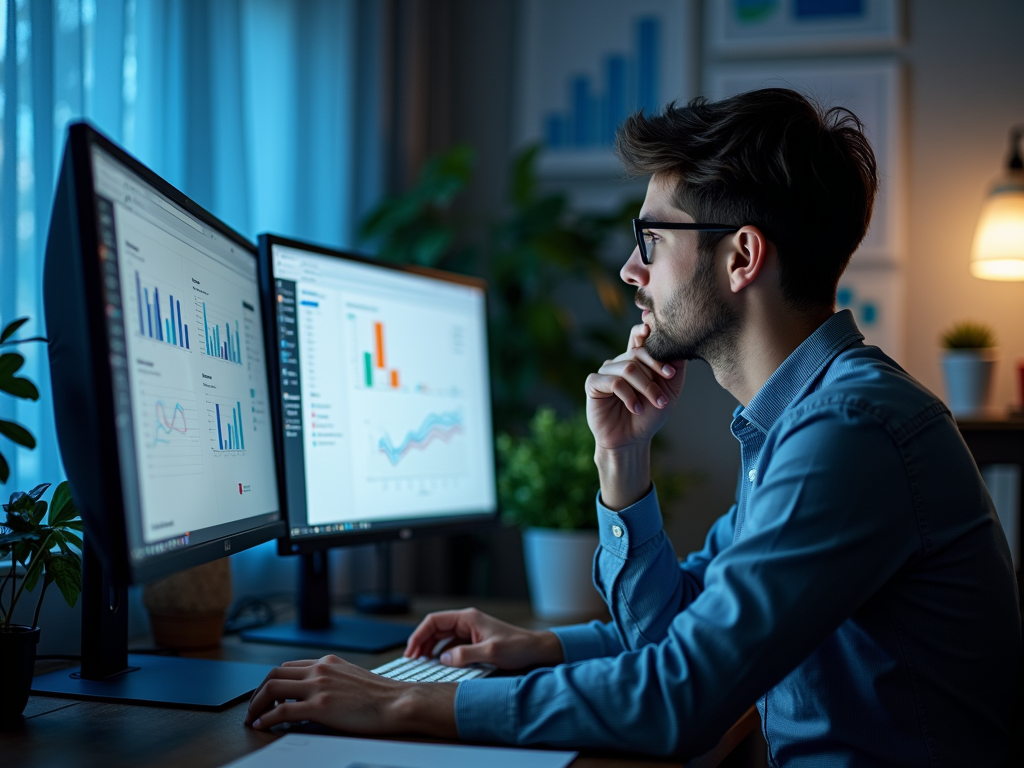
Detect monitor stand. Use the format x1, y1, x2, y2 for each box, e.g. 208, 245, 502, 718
31, 547, 273, 709
240, 548, 413, 653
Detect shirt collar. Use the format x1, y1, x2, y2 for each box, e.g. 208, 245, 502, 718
738, 309, 864, 435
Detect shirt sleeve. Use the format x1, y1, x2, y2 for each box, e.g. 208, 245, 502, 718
455, 408, 921, 756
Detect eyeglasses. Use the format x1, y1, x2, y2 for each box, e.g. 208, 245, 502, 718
632, 219, 739, 265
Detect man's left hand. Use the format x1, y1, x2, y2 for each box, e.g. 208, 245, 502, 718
245, 654, 458, 737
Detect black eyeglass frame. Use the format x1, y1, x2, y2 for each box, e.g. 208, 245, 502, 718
632, 219, 739, 265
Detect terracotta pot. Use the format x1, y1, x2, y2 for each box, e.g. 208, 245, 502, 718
143, 559, 233, 650
0, 625, 40, 720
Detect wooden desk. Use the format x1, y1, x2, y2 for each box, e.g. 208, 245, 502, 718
6, 599, 758, 768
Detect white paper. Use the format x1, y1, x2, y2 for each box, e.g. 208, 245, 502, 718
220, 734, 577, 768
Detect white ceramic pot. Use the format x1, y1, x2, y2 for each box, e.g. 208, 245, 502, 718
522, 528, 605, 620
941, 348, 998, 418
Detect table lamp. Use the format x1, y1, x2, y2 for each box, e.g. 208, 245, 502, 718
971, 125, 1024, 280
970, 125, 1024, 414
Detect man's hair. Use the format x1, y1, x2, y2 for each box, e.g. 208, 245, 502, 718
616, 88, 878, 311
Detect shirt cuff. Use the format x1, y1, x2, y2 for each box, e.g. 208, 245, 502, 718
551, 621, 612, 663
595, 485, 665, 558
454, 676, 519, 743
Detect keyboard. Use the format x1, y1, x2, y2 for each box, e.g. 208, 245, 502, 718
371, 656, 494, 682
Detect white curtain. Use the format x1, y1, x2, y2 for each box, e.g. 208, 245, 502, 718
0, 0, 383, 493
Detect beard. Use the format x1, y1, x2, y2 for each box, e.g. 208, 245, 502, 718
638, 252, 739, 365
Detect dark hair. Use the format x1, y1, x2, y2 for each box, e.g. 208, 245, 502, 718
615, 88, 878, 311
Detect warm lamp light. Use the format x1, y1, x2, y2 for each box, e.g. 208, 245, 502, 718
971, 126, 1024, 281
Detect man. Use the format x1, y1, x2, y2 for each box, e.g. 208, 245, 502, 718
246, 89, 1021, 765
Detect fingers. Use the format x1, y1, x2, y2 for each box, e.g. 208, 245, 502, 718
247, 678, 313, 726
404, 610, 474, 658
440, 641, 493, 668
588, 360, 671, 412
250, 700, 309, 730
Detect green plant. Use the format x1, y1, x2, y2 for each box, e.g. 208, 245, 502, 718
497, 408, 599, 531
0, 317, 46, 483
0, 481, 82, 631
940, 320, 997, 350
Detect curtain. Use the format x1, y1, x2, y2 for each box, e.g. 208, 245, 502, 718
0, 0, 384, 494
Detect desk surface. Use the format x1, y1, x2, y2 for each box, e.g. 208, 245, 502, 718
7, 598, 758, 768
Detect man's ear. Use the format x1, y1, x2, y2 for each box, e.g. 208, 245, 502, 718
724, 225, 770, 294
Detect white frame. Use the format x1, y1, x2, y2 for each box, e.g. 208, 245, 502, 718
705, 0, 903, 57
705, 57, 905, 266
515, 0, 698, 178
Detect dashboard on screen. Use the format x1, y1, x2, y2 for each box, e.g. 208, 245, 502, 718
268, 241, 497, 540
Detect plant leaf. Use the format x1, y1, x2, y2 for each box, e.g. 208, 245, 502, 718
0, 352, 24, 378
22, 551, 49, 593
0, 420, 36, 449
26, 482, 50, 502
59, 528, 83, 552
49, 553, 82, 608
0, 318, 29, 343
48, 482, 80, 526
0, 376, 40, 401
0, 451, 8, 484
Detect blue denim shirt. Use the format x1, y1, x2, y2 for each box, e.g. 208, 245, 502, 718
455, 310, 1021, 766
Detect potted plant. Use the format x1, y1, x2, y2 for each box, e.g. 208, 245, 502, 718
940, 320, 998, 418
0, 481, 82, 719
497, 408, 604, 619
0, 316, 83, 720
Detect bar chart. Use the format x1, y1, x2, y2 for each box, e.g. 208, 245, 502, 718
209, 400, 247, 452
134, 271, 190, 350
543, 16, 660, 150
351, 315, 403, 391
197, 300, 243, 365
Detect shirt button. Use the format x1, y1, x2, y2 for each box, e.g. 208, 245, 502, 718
611, 525, 624, 538
748, 469, 757, 482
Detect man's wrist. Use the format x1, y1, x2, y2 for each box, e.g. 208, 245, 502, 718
595, 444, 652, 511
534, 629, 565, 667
390, 682, 459, 738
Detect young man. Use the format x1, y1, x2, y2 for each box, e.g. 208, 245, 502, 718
246, 90, 1022, 765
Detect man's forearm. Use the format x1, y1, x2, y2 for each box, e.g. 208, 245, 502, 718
391, 682, 460, 738
595, 444, 652, 511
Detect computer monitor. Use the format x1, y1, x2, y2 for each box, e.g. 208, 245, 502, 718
242, 235, 497, 652
33, 122, 285, 707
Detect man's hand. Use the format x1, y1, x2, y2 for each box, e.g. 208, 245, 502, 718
404, 607, 563, 670
585, 323, 686, 509
245, 654, 458, 737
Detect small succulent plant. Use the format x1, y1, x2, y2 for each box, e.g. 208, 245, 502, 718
940, 321, 997, 350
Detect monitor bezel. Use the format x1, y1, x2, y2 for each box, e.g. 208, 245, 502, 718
258, 234, 499, 557
51, 122, 285, 584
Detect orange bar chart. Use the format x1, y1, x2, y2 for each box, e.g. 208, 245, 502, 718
375, 322, 386, 368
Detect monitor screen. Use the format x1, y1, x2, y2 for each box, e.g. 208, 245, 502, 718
267, 239, 497, 544
88, 143, 280, 568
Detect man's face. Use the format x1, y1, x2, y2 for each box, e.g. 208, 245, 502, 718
622, 174, 738, 364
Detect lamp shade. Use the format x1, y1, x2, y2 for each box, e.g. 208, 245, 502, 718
970, 171, 1024, 280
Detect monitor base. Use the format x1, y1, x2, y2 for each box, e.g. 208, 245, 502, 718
240, 616, 413, 653
31, 654, 273, 709
354, 591, 410, 615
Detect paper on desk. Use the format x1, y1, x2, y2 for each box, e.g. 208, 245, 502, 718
221, 734, 577, 768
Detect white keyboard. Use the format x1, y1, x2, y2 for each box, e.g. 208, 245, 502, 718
371, 656, 494, 682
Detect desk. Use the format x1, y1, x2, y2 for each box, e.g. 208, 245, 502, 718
6, 599, 758, 768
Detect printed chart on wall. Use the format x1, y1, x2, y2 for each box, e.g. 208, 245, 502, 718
518, 0, 695, 175
102, 151, 277, 544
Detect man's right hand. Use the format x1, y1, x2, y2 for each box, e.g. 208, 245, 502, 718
403, 608, 564, 671
585, 323, 686, 509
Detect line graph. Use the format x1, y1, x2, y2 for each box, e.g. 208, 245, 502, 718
377, 411, 463, 467
141, 387, 203, 477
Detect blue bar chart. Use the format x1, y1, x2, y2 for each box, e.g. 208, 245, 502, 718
135, 271, 190, 349
543, 16, 660, 151
212, 401, 246, 452
197, 300, 243, 365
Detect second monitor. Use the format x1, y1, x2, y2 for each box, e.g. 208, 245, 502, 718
242, 235, 498, 652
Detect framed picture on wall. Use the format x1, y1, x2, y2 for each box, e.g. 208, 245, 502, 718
516, 0, 697, 178
705, 0, 903, 57
837, 264, 904, 362
705, 57, 904, 266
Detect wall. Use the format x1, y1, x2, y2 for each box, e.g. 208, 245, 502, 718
443, 0, 1024, 565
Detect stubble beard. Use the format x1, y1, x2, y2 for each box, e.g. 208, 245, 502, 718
638, 252, 739, 366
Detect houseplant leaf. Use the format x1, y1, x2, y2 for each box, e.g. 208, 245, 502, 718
48, 482, 79, 526
0, 317, 30, 343
0, 420, 37, 449
48, 552, 82, 608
